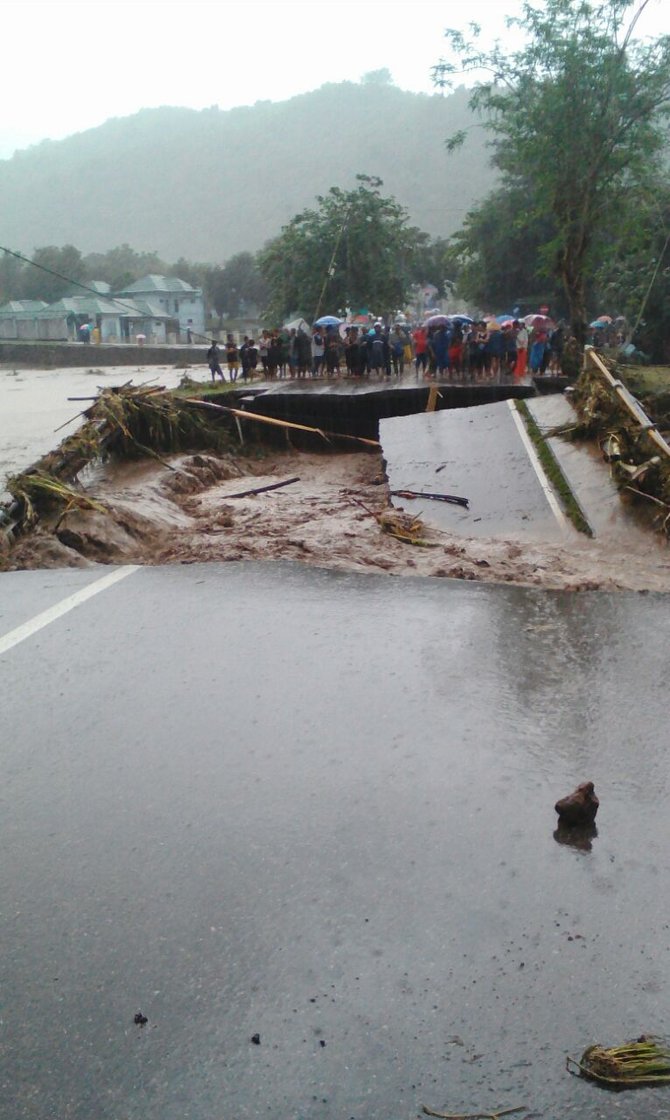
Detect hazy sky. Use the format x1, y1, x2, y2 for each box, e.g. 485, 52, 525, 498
2, 0, 669, 159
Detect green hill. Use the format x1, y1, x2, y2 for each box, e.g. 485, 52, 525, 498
0, 81, 491, 262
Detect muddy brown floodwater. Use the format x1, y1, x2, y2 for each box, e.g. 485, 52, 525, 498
6, 445, 670, 592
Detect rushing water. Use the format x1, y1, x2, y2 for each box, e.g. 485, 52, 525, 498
0, 364, 210, 490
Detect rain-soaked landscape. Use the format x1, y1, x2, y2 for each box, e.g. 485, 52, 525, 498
3, 1, 670, 1116
2, 361, 670, 1120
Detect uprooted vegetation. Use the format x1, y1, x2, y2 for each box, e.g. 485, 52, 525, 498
567, 356, 670, 536
4, 384, 239, 528
4, 376, 670, 592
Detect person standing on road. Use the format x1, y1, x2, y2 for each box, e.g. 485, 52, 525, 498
412, 325, 428, 377
226, 334, 240, 381
311, 329, 325, 376
207, 339, 225, 382
390, 325, 407, 376
514, 321, 528, 379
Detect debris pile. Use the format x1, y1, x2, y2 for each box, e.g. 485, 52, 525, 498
567, 1036, 670, 1087
569, 353, 670, 534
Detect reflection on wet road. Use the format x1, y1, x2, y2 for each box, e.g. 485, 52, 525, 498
1, 562, 669, 1119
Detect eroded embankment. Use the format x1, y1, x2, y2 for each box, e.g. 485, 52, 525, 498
5, 446, 670, 592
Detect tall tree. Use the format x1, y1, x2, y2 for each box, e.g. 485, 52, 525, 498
444, 184, 563, 313
21, 245, 87, 302
82, 244, 167, 290
595, 177, 670, 358
434, 0, 670, 342
0, 250, 27, 304
209, 252, 268, 318
259, 175, 428, 324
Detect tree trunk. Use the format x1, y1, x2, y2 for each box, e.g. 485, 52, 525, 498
561, 257, 587, 348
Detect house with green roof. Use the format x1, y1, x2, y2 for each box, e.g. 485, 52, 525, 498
0, 274, 202, 343
116, 275, 205, 339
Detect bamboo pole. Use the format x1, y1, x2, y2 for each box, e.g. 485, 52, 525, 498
182, 397, 380, 448
585, 348, 670, 461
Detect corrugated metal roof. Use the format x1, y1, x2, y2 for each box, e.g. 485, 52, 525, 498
47, 296, 125, 315
117, 274, 199, 295
65, 280, 111, 296
0, 300, 49, 313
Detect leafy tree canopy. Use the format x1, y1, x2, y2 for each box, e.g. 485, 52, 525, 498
21, 245, 86, 302
206, 252, 268, 320
258, 175, 430, 324
434, 0, 670, 341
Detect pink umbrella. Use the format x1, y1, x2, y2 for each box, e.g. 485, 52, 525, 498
524, 314, 555, 329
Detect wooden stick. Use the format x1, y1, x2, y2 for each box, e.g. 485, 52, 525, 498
224, 476, 300, 499
391, 489, 469, 508
54, 411, 87, 432
422, 1106, 526, 1120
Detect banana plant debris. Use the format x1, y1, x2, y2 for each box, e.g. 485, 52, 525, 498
4, 378, 670, 591
567, 1036, 670, 1087
569, 354, 670, 535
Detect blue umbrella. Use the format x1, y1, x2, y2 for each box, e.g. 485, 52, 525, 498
314, 315, 343, 327
450, 314, 474, 325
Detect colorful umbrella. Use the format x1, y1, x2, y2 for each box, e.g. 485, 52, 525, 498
314, 315, 343, 327
424, 314, 450, 327
524, 314, 555, 329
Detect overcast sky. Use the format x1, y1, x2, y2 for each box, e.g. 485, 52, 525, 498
2, 0, 669, 159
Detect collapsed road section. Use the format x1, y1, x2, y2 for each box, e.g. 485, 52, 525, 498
380, 400, 575, 542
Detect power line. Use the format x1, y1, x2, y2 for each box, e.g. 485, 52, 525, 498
0, 245, 154, 318
0, 245, 212, 341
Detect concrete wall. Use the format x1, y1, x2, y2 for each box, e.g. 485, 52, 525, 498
0, 341, 210, 368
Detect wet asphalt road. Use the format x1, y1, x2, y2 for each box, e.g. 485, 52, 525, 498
1, 561, 670, 1120
380, 401, 568, 540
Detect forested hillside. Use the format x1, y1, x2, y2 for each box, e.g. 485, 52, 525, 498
0, 81, 490, 261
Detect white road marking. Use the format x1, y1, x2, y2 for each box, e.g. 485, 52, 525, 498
507, 399, 569, 531
0, 565, 140, 655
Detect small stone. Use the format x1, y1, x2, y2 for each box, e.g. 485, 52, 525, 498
134, 1012, 148, 1026
555, 781, 599, 826
251, 1033, 261, 1045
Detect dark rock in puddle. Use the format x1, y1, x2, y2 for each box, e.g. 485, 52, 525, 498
251, 1033, 261, 1045
555, 780, 599, 826
133, 1012, 148, 1026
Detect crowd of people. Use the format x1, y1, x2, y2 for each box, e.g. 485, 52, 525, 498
206, 316, 569, 383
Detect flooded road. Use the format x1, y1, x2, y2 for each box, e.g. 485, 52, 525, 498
0, 364, 210, 488
1, 562, 669, 1119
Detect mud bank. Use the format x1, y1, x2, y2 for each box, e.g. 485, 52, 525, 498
6, 448, 670, 592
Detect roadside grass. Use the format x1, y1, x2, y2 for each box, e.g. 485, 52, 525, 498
514, 398, 593, 537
